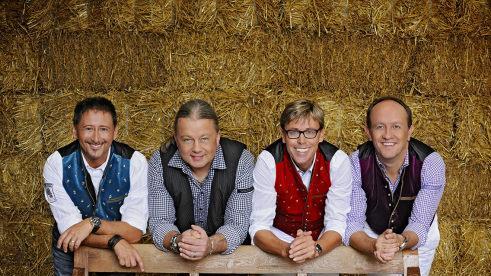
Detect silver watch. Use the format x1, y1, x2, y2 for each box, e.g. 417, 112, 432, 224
170, 234, 180, 254
399, 236, 408, 251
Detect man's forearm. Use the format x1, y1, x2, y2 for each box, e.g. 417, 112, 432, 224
96, 220, 142, 243
253, 230, 290, 258
349, 231, 376, 255
317, 230, 342, 254
82, 233, 113, 248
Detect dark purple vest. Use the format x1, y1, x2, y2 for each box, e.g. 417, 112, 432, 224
358, 138, 434, 235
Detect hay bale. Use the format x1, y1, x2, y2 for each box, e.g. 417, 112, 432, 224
404, 95, 453, 160
0, 153, 45, 211
56, 0, 90, 31
439, 161, 491, 220
454, 95, 491, 168
39, 32, 169, 90
432, 217, 460, 275
0, 96, 16, 155
91, 0, 136, 30
25, 0, 55, 35
0, 211, 52, 275
255, 0, 282, 29
219, 0, 257, 34
124, 88, 175, 156
12, 95, 44, 156
135, 0, 174, 33
0, 1, 26, 32
316, 94, 366, 153
431, 0, 490, 38
0, 35, 38, 92
418, 38, 489, 97
460, 221, 491, 275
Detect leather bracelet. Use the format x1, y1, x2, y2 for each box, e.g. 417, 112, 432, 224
108, 234, 123, 250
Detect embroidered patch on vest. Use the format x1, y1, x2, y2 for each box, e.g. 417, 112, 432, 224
44, 183, 56, 203
237, 186, 254, 193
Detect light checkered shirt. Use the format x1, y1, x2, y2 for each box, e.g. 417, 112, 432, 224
345, 149, 446, 248
148, 143, 254, 254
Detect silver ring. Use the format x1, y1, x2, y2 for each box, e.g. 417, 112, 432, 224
70, 240, 75, 244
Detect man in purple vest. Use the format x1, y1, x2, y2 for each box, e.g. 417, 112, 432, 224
345, 96, 446, 276
250, 99, 352, 263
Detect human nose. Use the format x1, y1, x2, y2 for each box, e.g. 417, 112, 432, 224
297, 132, 307, 143
192, 140, 201, 152
382, 127, 392, 139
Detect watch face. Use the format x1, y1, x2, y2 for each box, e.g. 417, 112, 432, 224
315, 244, 322, 254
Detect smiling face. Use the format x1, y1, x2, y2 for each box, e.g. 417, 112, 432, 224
365, 100, 414, 167
73, 109, 118, 168
282, 117, 324, 172
174, 117, 220, 179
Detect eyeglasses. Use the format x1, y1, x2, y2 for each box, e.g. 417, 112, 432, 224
283, 128, 321, 139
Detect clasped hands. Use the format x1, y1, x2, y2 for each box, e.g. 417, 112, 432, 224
287, 229, 319, 263
177, 224, 212, 261
373, 229, 405, 263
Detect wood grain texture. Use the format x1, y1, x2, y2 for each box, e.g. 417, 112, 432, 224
73, 244, 419, 275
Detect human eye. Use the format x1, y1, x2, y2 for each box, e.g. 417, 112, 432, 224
305, 129, 318, 138
375, 124, 384, 130
100, 127, 109, 132
200, 137, 210, 143
182, 138, 193, 144
393, 124, 401, 129
287, 130, 300, 138
84, 126, 94, 131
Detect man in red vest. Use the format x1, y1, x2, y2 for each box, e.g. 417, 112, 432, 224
250, 99, 352, 262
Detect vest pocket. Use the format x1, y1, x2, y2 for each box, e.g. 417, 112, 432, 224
107, 195, 126, 203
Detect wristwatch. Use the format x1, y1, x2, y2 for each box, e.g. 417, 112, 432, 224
170, 234, 180, 254
315, 243, 323, 255
399, 236, 408, 251
89, 216, 101, 233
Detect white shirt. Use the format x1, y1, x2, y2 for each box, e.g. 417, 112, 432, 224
43, 148, 149, 234
249, 149, 352, 243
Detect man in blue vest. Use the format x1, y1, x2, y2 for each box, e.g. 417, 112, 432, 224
148, 99, 254, 260
43, 97, 148, 275
345, 96, 446, 276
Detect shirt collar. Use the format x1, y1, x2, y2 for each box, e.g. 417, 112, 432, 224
169, 144, 227, 172
292, 153, 316, 175
375, 150, 409, 175
81, 148, 110, 171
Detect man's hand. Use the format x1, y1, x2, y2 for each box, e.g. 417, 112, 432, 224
178, 225, 210, 261
113, 239, 145, 272
373, 229, 399, 263
57, 219, 93, 253
288, 229, 317, 263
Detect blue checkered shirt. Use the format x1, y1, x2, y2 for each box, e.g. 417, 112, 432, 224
148, 143, 254, 254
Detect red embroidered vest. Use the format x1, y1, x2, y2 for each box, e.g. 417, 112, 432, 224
266, 139, 337, 240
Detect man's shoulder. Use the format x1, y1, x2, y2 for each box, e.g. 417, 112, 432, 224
57, 140, 79, 157
112, 141, 136, 159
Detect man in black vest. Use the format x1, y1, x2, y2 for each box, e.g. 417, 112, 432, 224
148, 99, 254, 260
345, 96, 446, 276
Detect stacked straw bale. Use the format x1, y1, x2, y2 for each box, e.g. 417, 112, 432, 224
0, 0, 490, 275
0, 34, 38, 92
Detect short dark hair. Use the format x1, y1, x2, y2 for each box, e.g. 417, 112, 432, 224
174, 99, 219, 132
366, 96, 412, 128
73, 97, 117, 126
280, 99, 325, 130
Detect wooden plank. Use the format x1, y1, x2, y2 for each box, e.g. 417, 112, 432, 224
72, 246, 89, 276
403, 249, 420, 276
74, 244, 409, 274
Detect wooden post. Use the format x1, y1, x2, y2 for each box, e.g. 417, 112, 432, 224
72, 246, 89, 276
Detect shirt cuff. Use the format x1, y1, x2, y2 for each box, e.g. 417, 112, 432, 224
122, 215, 148, 234
150, 223, 180, 252
322, 223, 346, 241
216, 224, 247, 254
404, 222, 427, 248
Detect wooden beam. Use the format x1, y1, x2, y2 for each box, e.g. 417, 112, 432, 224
73, 244, 418, 275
